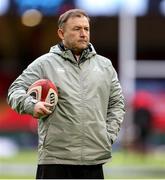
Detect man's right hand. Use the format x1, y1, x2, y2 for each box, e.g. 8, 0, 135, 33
33, 101, 54, 118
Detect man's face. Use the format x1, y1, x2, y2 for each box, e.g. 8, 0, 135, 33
59, 16, 90, 55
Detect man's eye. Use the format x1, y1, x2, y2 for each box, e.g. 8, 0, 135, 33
74, 27, 80, 30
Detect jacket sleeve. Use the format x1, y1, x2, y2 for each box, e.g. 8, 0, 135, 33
7, 59, 44, 115
106, 67, 125, 144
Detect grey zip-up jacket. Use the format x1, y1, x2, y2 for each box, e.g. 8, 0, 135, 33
7, 43, 125, 165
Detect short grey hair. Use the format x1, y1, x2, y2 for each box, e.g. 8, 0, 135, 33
58, 9, 90, 28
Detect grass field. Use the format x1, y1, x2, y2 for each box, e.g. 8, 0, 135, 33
0, 149, 165, 179
105, 150, 165, 179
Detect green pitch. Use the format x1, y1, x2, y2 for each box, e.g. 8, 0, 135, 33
0, 149, 165, 179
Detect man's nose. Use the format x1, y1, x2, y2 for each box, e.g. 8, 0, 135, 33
80, 29, 86, 36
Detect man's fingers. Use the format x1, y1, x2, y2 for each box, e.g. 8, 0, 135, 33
43, 102, 54, 108
33, 101, 54, 118
41, 106, 52, 114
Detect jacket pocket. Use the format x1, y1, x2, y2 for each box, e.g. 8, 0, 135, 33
43, 119, 82, 160
106, 131, 113, 148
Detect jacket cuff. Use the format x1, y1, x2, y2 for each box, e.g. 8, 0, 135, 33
24, 96, 38, 115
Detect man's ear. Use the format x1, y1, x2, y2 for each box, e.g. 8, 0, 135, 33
57, 28, 64, 40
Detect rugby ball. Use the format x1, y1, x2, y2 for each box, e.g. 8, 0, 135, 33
27, 79, 58, 111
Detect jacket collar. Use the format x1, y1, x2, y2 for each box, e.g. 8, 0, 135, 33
50, 42, 96, 64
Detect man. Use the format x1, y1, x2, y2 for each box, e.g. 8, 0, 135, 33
7, 9, 125, 179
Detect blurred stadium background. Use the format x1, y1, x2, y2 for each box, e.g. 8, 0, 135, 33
0, 0, 165, 179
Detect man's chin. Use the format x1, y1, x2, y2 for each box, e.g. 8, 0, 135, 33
71, 44, 89, 54
79, 44, 88, 50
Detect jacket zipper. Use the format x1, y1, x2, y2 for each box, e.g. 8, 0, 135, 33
78, 69, 87, 164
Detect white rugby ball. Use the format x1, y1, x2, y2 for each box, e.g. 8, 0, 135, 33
27, 79, 58, 111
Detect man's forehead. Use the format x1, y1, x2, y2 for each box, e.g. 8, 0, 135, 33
66, 16, 89, 26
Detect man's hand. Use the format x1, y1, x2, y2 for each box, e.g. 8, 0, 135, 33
33, 101, 54, 118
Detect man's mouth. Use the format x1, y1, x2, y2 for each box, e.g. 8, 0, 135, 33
78, 40, 87, 43
79, 39, 87, 43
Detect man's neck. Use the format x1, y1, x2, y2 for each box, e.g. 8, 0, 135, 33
75, 55, 80, 61
60, 42, 83, 61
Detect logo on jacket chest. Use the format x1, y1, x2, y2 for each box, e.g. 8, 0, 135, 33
56, 67, 65, 73
92, 66, 102, 73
